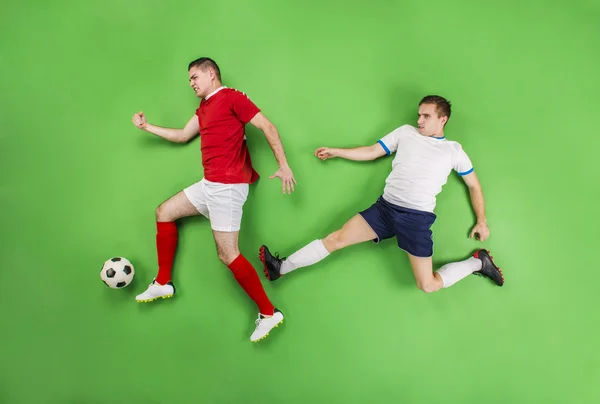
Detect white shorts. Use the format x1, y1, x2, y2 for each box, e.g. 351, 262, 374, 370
183, 178, 249, 232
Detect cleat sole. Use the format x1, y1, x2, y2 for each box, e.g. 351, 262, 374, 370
258, 246, 271, 280
136, 294, 174, 303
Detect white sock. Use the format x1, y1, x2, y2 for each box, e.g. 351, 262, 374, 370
280, 240, 330, 275
435, 257, 482, 288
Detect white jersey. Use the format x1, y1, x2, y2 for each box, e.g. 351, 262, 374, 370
377, 124, 473, 213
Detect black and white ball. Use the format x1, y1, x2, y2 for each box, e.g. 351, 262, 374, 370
100, 257, 135, 288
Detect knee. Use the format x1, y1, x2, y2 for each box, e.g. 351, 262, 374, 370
416, 280, 439, 293
156, 203, 175, 222
323, 231, 344, 252
155, 204, 168, 221
218, 250, 240, 266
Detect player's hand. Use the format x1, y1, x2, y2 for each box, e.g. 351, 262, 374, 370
270, 165, 297, 194
470, 221, 490, 241
132, 111, 148, 129
315, 147, 336, 160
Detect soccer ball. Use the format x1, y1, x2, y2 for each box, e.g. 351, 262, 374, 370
100, 257, 135, 289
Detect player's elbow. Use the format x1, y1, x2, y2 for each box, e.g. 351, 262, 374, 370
466, 180, 481, 192
366, 145, 384, 160
177, 132, 195, 144
468, 185, 482, 195
261, 122, 278, 138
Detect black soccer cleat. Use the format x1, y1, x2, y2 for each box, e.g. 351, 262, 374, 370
472, 249, 504, 286
259, 245, 285, 281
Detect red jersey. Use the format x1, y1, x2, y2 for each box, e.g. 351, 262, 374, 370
196, 87, 260, 184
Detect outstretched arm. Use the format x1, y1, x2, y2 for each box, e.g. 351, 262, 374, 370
315, 143, 387, 161
461, 171, 490, 241
249, 112, 297, 194
132, 112, 199, 144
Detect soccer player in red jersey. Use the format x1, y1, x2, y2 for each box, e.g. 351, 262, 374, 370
131, 57, 296, 342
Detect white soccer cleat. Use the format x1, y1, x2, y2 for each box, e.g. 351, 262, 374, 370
135, 279, 175, 302
250, 309, 284, 342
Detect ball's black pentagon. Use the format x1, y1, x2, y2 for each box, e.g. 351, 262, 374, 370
110, 257, 122, 262
123, 265, 132, 275
116, 281, 126, 288
106, 268, 116, 278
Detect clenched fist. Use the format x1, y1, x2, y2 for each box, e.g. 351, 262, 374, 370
132, 111, 148, 129
315, 147, 337, 161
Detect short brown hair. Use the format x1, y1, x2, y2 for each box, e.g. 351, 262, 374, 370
188, 57, 221, 81
419, 95, 451, 121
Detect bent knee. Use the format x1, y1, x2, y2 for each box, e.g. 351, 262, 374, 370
416, 280, 439, 293
156, 203, 177, 222
155, 204, 168, 221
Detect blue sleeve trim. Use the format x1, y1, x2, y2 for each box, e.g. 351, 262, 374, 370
458, 167, 474, 176
377, 139, 391, 155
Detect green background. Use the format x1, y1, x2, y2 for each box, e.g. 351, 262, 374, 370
1, 0, 598, 403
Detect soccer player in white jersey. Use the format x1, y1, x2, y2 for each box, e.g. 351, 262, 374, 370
259, 95, 504, 292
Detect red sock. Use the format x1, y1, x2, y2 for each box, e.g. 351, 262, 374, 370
155, 221, 178, 285
228, 254, 275, 315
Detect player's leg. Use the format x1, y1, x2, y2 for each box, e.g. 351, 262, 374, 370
213, 230, 283, 342
409, 250, 504, 292
407, 254, 443, 292
436, 249, 504, 287
213, 230, 275, 317
207, 182, 283, 342
391, 203, 500, 291
260, 197, 393, 280
154, 190, 204, 283
136, 181, 208, 302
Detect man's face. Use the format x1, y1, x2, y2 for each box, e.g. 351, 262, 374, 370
188, 66, 213, 98
417, 103, 447, 136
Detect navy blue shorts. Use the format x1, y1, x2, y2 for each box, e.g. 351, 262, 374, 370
358, 196, 437, 257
